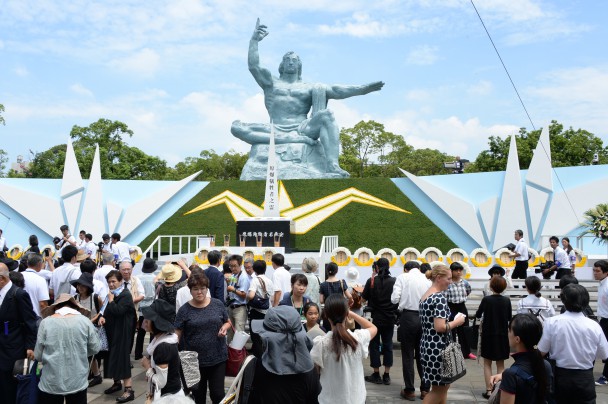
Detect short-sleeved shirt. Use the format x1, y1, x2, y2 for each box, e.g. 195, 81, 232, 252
248, 275, 274, 314
175, 298, 228, 367
500, 352, 553, 403
228, 270, 251, 305
538, 311, 608, 369
514, 238, 529, 261
22, 269, 50, 317
152, 342, 182, 396
319, 279, 347, 300
311, 329, 371, 404
272, 267, 292, 301
516, 295, 555, 322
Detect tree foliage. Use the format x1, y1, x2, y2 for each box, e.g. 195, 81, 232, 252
166, 149, 248, 181
0, 149, 8, 177
339, 120, 454, 177
0, 103, 5, 126
29, 119, 169, 180
468, 120, 608, 172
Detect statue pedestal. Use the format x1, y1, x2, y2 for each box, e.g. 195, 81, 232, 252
236, 217, 293, 252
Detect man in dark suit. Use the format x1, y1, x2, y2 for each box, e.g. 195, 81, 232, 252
205, 250, 225, 303
0, 262, 38, 404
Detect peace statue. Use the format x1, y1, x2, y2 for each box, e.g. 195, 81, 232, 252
231, 19, 385, 180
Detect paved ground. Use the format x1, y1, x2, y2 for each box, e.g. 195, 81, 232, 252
87, 346, 608, 403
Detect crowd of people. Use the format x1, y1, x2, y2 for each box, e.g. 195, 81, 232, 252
0, 225, 608, 404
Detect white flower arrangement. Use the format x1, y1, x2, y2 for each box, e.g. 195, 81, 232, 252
420, 247, 443, 263
7, 244, 24, 260
429, 260, 444, 269
573, 248, 587, 267
539, 247, 554, 263
353, 247, 375, 266
193, 247, 210, 265
470, 248, 492, 267
446, 248, 469, 264
376, 248, 398, 266
129, 246, 143, 263
494, 247, 515, 267
331, 247, 352, 266
527, 248, 540, 267
260, 247, 276, 264
400, 247, 421, 264
455, 260, 472, 279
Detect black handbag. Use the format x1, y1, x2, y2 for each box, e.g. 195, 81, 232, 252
463, 317, 479, 350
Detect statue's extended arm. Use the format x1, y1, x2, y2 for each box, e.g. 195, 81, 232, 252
325, 81, 385, 100
248, 18, 272, 89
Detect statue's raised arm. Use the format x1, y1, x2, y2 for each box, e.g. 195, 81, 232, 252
248, 18, 272, 89
326, 81, 385, 100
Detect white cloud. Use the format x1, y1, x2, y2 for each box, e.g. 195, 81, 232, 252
70, 83, 94, 97
467, 80, 493, 96
14, 67, 29, 77
317, 12, 442, 38
108, 48, 161, 77
406, 45, 439, 65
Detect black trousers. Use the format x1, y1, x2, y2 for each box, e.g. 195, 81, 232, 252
248, 309, 266, 358
512, 260, 528, 279
38, 388, 87, 404
193, 361, 226, 404
554, 367, 595, 404
0, 369, 17, 404
134, 316, 149, 358
448, 302, 471, 356
556, 268, 572, 280
399, 310, 429, 392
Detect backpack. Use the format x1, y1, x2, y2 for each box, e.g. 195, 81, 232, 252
56, 267, 77, 295
488, 364, 537, 404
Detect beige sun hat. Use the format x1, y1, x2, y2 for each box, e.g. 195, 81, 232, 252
41, 293, 90, 318
159, 263, 182, 283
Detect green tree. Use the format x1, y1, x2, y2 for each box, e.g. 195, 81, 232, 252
469, 120, 608, 172
28, 118, 169, 179
0, 103, 5, 126
0, 149, 8, 176
166, 149, 247, 181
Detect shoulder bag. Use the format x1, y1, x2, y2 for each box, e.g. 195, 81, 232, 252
440, 322, 467, 383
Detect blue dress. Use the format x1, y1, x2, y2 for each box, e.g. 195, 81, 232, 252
419, 292, 451, 385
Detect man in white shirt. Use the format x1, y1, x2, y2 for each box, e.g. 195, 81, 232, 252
538, 284, 608, 403
101, 233, 112, 254
111, 233, 132, 263
544, 236, 571, 279
391, 261, 431, 400
55, 225, 76, 259
49, 245, 80, 300
84, 233, 97, 259
593, 260, 608, 385
271, 253, 291, 306
77, 230, 87, 250
509, 229, 529, 280
95, 252, 115, 292
22, 253, 49, 318
119, 260, 145, 312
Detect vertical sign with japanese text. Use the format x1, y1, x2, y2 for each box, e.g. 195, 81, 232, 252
263, 122, 280, 217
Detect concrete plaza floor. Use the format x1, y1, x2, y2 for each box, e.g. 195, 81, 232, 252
86, 348, 608, 403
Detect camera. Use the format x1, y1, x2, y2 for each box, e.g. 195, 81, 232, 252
503, 243, 516, 252
53, 236, 61, 245
535, 261, 554, 274
98, 241, 105, 249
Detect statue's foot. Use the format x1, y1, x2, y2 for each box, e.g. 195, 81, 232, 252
327, 163, 349, 178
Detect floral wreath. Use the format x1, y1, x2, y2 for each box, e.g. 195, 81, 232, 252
331, 247, 352, 266
353, 247, 375, 266
420, 247, 443, 264
539, 247, 554, 263
494, 248, 515, 268
573, 248, 587, 268
582, 203, 608, 245
242, 248, 256, 262
193, 247, 210, 265
527, 248, 540, 267
456, 260, 472, 279
429, 261, 444, 269
470, 248, 492, 267
7, 244, 23, 260
260, 248, 276, 265
446, 248, 469, 264
400, 247, 421, 264
129, 246, 143, 263
376, 248, 398, 267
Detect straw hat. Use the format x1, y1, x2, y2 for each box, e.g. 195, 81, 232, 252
41, 293, 90, 318
159, 263, 181, 283
75, 249, 88, 262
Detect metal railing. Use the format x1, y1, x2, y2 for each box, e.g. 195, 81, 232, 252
319, 235, 339, 254
141, 235, 205, 261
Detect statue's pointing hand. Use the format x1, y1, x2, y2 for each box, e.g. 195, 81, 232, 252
252, 18, 269, 42
367, 81, 385, 92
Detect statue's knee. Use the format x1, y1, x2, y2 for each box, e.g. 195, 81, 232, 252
318, 110, 335, 125
231, 121, 247, 138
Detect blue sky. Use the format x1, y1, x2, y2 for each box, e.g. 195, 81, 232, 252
1, 0, 607, 167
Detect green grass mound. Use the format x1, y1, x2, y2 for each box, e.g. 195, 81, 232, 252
140, 178, 456, 253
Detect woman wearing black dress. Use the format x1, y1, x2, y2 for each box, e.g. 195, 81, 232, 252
475, 275, 512, 399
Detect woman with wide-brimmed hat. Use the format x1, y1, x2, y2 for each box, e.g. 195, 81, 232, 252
35, 293, 101, 403
141, 299, 183, 400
